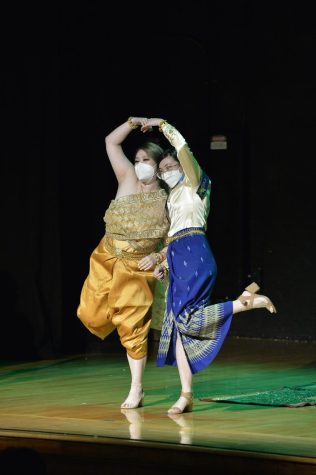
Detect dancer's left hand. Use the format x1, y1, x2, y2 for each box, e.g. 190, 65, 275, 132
138, 255, 156, 271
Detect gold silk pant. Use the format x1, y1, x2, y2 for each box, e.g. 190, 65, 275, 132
77, 237, 155, 359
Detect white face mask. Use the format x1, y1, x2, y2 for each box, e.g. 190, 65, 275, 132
134, 162, 156, 183
161, 169, 183, 188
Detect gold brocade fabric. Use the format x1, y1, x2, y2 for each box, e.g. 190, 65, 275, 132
77, 190, 170, 358
104, 189, 169, 253
77, 238, 156, 359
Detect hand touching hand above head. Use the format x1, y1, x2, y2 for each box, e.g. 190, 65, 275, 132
141, 118, 164, 133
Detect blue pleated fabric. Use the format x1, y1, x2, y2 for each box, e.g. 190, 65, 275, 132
156, 229, 233, 374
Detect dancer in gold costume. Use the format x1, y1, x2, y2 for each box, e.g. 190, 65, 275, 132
77, 117, 169, 409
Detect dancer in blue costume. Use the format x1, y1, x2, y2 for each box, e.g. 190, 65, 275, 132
141, 118, 277, 414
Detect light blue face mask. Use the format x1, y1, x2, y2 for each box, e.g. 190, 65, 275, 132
161, 169, 183, 188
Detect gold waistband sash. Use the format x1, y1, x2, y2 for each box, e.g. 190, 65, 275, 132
103, 236, 149, 261
166, 228, 205, 244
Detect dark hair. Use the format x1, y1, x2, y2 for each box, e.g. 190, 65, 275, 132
162, 147, 179, 162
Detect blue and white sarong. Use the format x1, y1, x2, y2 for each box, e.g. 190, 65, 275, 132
157, 228, 233, 374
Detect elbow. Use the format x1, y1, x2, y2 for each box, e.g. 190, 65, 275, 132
105, 134, 114, 151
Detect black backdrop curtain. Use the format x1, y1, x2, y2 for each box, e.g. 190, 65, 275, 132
1, 2, 316, 361
1, 53, 62, 359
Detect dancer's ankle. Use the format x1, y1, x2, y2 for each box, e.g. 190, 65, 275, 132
168, 392, 193, 414
121, 385, 144, 409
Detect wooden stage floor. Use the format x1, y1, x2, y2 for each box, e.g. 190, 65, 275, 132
0, 336, 316, 474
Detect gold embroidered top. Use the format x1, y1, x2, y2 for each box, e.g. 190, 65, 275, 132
103, 189, 169, 254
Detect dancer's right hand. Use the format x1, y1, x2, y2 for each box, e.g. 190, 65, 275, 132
140, 118, 163, 133
154, 265, 165, 281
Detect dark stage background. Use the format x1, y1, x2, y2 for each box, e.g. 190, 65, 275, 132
1, 1, 315, 359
